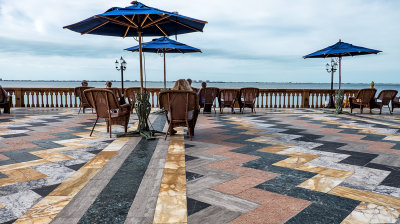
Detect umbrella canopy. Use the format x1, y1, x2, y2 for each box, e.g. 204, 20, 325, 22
125, 36, 201, 53
64, 1, 207, 89
125, 37, 201, 88
303, 40, 381, 89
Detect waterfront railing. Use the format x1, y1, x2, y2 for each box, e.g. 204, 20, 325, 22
3, 87, 359, 109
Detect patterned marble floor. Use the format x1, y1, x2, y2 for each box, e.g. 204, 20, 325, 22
1, 107, 400, 223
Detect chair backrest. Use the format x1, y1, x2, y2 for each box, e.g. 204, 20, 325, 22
74, 87, 94, 105
240, 88, 260, 103
84, 89, 120, 119
199, 87, 219, 104
106, 88, 123, 99
0, 86, 7, 103
125, 87, 141, 105
377, 90, 398, 104
355, 88, 377, 103
220, 89, 239, 102
159, 90, 198, 121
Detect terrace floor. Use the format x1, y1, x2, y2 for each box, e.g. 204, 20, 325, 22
1, 107, 400, 223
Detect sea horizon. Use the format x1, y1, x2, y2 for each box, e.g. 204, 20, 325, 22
2, 80, 400, 93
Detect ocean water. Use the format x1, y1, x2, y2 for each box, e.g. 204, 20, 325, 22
1, 80, 400, 93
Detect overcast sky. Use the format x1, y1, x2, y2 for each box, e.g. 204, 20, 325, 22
0, 0, 399, 83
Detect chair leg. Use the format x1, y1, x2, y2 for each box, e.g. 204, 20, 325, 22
90, 118, 98, 136
109, 124, 112, 138
186, 121, 192, 140
165, 124, 172, 140
360, 105, 363, 114
380, 106, 382, 115
388, 105, 392, 115
78, 107, 82, 114
351, 107, 353, 113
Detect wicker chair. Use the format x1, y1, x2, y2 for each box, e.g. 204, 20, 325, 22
392, 97, 400, 113
159, 90, 199, 140
239, 88, 259, 113
0, 86, 11, 114
219, 89, 239, 113
370, 90, 398, 114
74, 86, 94, 114
349, 88, 377, 114
199, 87, 219, 113
84, 89, 131, 138
124, 87, 141, 113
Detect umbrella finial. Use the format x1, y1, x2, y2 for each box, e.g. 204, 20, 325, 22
131, 1, 138, 4
339, 39, 342, 42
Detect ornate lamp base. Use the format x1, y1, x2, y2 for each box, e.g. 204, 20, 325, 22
335, 90, 344, 114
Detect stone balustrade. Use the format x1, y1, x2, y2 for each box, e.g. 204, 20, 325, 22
3, 87, 359, 109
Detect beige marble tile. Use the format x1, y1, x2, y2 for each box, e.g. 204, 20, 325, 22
49, 168, 100, 196
319, 168, 354, 178
153, 195, 187, 224
298, 174, 346, 193
82, 151, 116, 169
273, 154, 319, 169
297, 164, 328, 173
0, 203, 4, 209
342, 202, 400, 224
258, 145, 289, 153
29, 151, 73, 163
15, 196, 74, 224
330, 186, 400, 209
0, 167, 47, 187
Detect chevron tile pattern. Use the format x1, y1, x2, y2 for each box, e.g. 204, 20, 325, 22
1, 108, 400, 223
184, 109, 400, 223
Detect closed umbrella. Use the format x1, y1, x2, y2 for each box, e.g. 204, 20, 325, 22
304, 39, 381, 89
125, 37, 202, 88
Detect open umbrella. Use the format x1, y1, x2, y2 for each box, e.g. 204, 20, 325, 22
64, 1, 207, 90
64, 1, 207, 138
125, 36, 202, 89
303, 39, 381, 89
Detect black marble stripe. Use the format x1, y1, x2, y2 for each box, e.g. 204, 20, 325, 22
78, 115, 165, 224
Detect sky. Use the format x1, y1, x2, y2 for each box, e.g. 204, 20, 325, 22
0, 0, 399, 83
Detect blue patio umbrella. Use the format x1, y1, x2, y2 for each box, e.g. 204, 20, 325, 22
303, 39, 381, 89
125, 37, 202, 88
63, 1, 207, 137
64, 1, 207, 90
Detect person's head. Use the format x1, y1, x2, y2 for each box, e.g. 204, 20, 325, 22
186, 78, 192, 85
201, 82, 207, 88
172, 79, 192, 91
81, 80, 88, 87
105, 81, 112, 88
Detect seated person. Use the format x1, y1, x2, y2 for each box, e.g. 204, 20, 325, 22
81, 80, 88, 87
105, 81, 112, 88
198, 82, 212, 112
168, 79, 198, 135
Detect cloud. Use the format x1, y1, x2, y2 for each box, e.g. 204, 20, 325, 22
0, 0, 399, 83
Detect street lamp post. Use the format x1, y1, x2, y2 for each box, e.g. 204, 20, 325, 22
115, 57, 127, 95
326, 58, 338, 108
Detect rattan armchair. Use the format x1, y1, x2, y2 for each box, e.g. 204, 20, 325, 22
124, 87, 141, 113
84, 89, 131, 137
239, 88, 259, 113
199, 87, 219, 113
349, 88, 377, 114
370, 90, 398, 114
74, 86, 94, 114
159, 90, 199, 140
219, 89, 239, 113
0, 86, 11, 114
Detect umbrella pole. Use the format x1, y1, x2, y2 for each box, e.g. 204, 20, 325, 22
139, 31, 144, 91
339, 56, 342, 89
163, 51, 166, 89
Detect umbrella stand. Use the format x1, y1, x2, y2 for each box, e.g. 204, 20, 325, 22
163, 51, 166, 89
